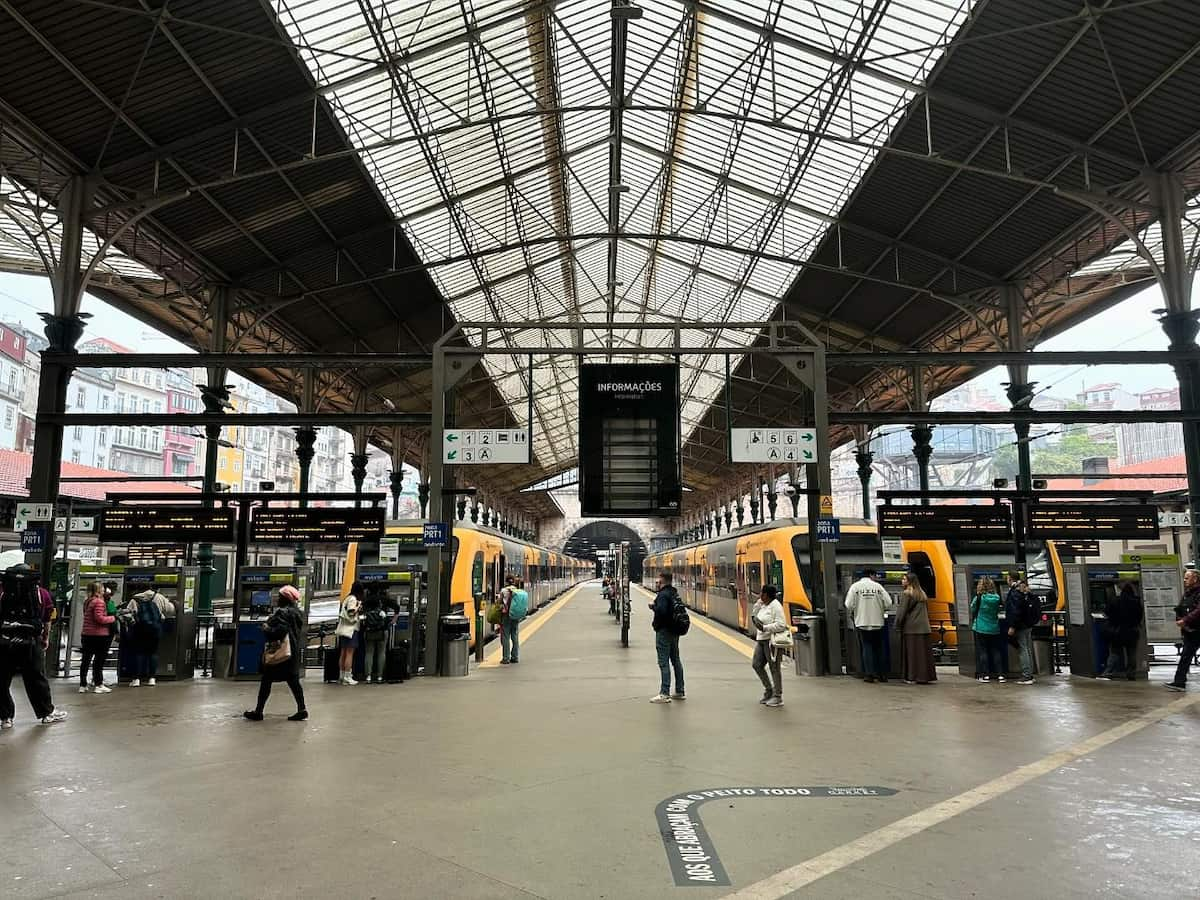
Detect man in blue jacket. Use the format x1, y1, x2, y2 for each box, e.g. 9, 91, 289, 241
649, 571, 684, 703
1005, 577, 1037, 685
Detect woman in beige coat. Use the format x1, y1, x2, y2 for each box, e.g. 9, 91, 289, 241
895, 573, 937, 684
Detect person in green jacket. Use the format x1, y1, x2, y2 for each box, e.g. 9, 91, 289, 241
971, 577, 1005, 683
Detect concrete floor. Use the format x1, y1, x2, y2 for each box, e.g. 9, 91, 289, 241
1, 581, 1197, 899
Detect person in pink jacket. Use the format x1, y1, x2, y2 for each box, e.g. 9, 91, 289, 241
79, 581, 115, 694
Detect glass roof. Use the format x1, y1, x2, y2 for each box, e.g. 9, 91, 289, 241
273, 0, 973, 471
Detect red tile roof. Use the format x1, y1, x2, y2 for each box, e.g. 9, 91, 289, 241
0, 449, 199, 502
1044, 454, 1187, 494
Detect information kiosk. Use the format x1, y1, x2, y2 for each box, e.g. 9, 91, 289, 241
1060, 564, 1148, 678
117, 566, 200, 681
233, 565, 312, 679
355, 564, 421, 680
66, 565, 125, 679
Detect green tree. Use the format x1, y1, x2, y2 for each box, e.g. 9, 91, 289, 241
991, 427, 1116, 480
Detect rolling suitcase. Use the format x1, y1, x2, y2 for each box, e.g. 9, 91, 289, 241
384, 642, 408, 683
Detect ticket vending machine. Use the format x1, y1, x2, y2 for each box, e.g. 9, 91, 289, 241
356, 564, 421, 679
233, 566, 312, 679
66, 566, 125, 680
1061, 564, 1148, 679
840, 566, 905, 678
952, 565, 1025, 677
117, 567, 200, 681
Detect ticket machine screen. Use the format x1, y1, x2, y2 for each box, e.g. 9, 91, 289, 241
251, 590, 272, 611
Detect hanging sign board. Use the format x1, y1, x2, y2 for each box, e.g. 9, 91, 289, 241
579, 364, 681, 517
877, 505, 1012, 539
100, 507, 236, 544
730, 427, 816, 464
249, 508, 385, 543
1027, 503, 1159, 540
442, 429, 529, 464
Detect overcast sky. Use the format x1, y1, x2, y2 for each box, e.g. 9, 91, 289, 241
0, 270, 1186, 407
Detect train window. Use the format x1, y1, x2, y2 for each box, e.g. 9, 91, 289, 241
327, 559, 338, 589
471, 552, 484, 597
907, 551, 937, 598
764, 551, 782, 589
747, 562, 762, 596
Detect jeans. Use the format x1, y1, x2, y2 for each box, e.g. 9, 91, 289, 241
501, 617, 520, 662
752, 640, 782, 698
363, 635, 387, 681
655, 630, 683, 695
858, 628, 885, 678
1104, 639, 1138, 679
1173, 631, 1200, 685
80, 634, 113, 687
134, 626, 160, 678
0, 641, 55, 720
1015, 627, 1034, 680
975, 632, 1004, 676
255, 674, 305, 714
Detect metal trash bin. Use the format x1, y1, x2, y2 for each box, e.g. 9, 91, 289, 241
212, 624, 236, 679
1033, 637, 1054, 676
439, 614, 470, 677
793, 615, 827, 676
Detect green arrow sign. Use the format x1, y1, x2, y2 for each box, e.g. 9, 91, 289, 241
802, 433, 814, 441
802, 450, 814, 460
447, 450, 458, 460
446, 433, 459, 442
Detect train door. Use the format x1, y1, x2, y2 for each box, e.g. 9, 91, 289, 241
735, 551, 749, 631
696, 547, 708, 614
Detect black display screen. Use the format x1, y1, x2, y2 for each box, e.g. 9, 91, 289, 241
249, 507, 385, 543
578, 364, 681, 517
1053, 539, 1101, 557
99, 507, 235, 544
877, 504, 1013, 539
1026, 504, 1159, 540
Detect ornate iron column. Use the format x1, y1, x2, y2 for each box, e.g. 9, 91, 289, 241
854, 446, 874, 521
389, 469, 404, 519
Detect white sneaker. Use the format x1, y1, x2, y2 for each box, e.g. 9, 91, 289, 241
997, 676, 1007, 683
40, 710, 68, 725
147, 678, 157, 686
129, 679, 140, 687
79, 685, 90, 693
649, 693, 672, 703
670, 693, 686, 700
94, 684, 112, 694
1, 719, 12, 729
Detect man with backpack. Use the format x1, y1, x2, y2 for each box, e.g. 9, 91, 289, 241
1005, 577, 1040, 685
0, 565, 67, 727
649, 571, 686, 703
500, 575, 529, 665
128, 588, 173, 687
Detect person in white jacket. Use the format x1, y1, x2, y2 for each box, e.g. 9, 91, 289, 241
751, 585, 789, 707
844, 570, 891, 683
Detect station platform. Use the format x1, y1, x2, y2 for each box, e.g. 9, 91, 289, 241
2, 581, 1197, 899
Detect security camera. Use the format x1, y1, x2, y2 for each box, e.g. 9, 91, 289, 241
782, 484, 798, 496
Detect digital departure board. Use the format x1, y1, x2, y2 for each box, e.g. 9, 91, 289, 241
249, 508, 385, 543
877, 504, 1013, 539
1026, 504, 1159, 540
99, 507, 235, 544
1053, 539, 1101, 557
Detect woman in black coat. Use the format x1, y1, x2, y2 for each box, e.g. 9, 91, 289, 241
244, 585, 307, 721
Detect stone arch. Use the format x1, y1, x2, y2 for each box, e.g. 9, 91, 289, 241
563, 520, 647, 581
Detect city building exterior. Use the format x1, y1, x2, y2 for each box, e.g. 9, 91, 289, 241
80, 338, 168, 476
163, 368, 201, 476
1116, 386, 1185, 466
0, 322, 27, 451
62, 362, 116, 468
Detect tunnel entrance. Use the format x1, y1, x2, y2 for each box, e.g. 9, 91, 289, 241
563, 521, 647, 582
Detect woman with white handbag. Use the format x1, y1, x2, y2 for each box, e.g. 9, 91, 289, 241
752, 584, 791, 708
244, 585, 307, 722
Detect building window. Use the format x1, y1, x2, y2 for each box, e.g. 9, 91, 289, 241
71, 450, 80, 464
101, 395, 109, 410
3, 405, 12, 428
76, 387, 86, 407
99, 428, 107, 447
74, 426, 83, 440
142, 371, 151, 385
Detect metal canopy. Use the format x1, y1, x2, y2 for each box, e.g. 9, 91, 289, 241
2, 1, 1200, 503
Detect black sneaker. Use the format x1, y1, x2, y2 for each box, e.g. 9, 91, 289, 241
288, 710, 309, 721
1166, 683, 1187, 692
243, 710, 264, 721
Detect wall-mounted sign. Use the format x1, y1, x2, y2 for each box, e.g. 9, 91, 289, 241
99, 507, 236, 544
423, 522, 449, 548
442, 429, 529, 464
877, 504, 1012, 539
14, 502, 54, 531
579, 364, 681, 517
1026, 503, 1159, 540
250, 508, 385, 543
729, 427, 816, 463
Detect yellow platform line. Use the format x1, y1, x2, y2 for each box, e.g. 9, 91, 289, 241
478, 582, 588, 668
632, 583, 755, 660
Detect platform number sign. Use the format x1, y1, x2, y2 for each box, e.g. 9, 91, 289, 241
815, 517, 840, 543
443, 429, 529, 464
730, 427, 816, 463
423, 522, 449, 548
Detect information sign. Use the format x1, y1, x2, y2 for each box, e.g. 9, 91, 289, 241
443, 429, 529, 464
21, 526, 46, 553
882, 538, 904, 564
815, 517, 840, 543
249, 508, 385, 543
1054, 539, 1100, 557
14, 502, 54, 531
1026, 503, 1159, 540
423, 522, 449, 548
99, 507, 236, 544
730, 427, 817, 463
877, 504, 1012, 539
54, 516, 96, 533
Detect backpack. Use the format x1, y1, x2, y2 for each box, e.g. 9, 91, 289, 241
136, 596, 163, 629
363, 607, 388, 635
0, 571, 44, 644
508, 588, 529, 622
670, 593, 690, 636
1021, 594, 1041, 629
